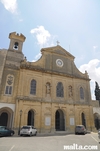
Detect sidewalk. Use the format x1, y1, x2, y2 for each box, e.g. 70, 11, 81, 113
13, 130, 92, 137
13, 131, 74, 137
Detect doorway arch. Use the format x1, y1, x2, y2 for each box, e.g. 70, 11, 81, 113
27, 110, 34, 126
55, 109, 65, 131
81, 113, 86, 128
0, 107, 13, 128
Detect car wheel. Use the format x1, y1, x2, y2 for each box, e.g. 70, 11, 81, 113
83, 132, 85, 135
34, 131, 37, 136
10, 132, 14, 136
20, 134, 22, 136
30, 132, 32, 137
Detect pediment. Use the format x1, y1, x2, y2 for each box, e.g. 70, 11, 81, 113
41, 45, 75, 60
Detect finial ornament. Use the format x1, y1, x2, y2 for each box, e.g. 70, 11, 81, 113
57, 41, 60, 45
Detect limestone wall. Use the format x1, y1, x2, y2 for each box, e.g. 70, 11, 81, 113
92, 100, 99, 107
0, 49, 7, 90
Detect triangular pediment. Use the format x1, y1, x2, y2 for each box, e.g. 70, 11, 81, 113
41, 45, 75, 60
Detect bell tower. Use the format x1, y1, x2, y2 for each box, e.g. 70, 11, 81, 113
5, 32, 26, 67
9, 32, 26, 52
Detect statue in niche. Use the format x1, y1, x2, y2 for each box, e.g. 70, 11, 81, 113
95, 81, 100, 102
68, 85, 73, 97
46, 82, 51, 95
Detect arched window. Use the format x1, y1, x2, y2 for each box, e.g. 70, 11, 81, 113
30, 79, 36, 95
80, 87, 84, 99
5, 75, 14, 95
56, 82, 64, 97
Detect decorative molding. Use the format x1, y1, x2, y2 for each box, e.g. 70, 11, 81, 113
6, 56, 22, 63
5, 64, 19, 70
8, 49, 23, 54
20, 63, 90, 80
16, 96, 43, 102
16, 95, 91, 105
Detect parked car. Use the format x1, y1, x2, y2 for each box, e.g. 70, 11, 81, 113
98, 129, 100, 139
75, 125, 87, 135
20, 125, 37, 136
0, 126, 14, 137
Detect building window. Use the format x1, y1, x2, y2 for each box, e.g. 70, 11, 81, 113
56, 82, 64, 97
30, 79, 36, 95
5, 75, 14, 95
80, 87, 84, 99
5, 86, 12, 94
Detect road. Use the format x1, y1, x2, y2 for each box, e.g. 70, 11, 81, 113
0, 132, 100, 151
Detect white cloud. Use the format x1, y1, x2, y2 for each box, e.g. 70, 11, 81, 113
19, 19, 23, 22
79, 59, 100, 99
32, 53, 41, 62
0, 0, 18, 14
93, 45, 98, 49
30, 26, 56, 47
75, 54, 85, 65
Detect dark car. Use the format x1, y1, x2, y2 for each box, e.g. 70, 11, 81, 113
0, 126, 14, 137
75, 125, 87, 135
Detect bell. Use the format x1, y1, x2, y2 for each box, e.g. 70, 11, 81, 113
14, 42, 18, 49
14, 45, 18, 49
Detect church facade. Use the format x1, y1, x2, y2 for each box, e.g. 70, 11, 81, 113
0, 32, 96, 134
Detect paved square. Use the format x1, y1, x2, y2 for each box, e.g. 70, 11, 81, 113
0, 133, 100, 151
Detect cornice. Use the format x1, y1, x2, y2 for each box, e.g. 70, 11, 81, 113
16, 96, 91, 106
20, 63, 90, 81
6, 56, 22, 63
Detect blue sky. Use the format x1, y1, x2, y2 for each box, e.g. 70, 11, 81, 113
0, 0, 100, 99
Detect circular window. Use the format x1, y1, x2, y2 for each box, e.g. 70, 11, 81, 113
56, 59, 63, 67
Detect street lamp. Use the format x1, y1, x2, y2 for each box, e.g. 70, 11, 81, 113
18, 110, 23, 135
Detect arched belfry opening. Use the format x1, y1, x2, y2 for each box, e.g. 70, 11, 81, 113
81, 113, 86, 128
0, 112, 8, 126
27, 110, 34, 126
13, 42, 19, 50
55, 109, 65, 131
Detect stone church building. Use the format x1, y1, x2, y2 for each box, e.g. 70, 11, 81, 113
0, 32, 98, 134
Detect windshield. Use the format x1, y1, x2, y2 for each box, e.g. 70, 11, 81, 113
22, 126, 30, 129
76, 126, 83, 128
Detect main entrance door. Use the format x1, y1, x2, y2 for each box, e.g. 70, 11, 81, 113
27, 110, 34, 126
55, 109, 65, 131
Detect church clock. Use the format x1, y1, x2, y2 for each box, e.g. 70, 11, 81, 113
56, 59, 63, 67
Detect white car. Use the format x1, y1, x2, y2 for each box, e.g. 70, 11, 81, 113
75, 125, 87, 135
20, 125, 37, 136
